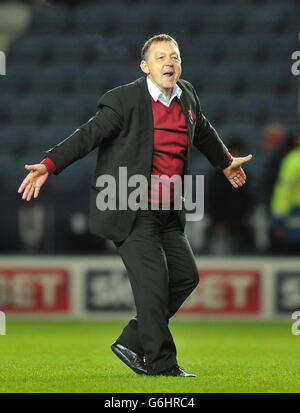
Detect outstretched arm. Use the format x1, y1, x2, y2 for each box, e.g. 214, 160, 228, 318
17, 90, 123, 201
42, 104, 123, 175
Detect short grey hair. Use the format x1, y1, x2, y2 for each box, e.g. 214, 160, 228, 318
141, 34, 180, 61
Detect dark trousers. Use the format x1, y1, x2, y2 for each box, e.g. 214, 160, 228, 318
114, 208, 199, 375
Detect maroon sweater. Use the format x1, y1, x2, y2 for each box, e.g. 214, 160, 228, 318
148, 96, 188, 205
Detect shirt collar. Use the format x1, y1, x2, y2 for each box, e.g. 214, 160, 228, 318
146, 76, 182, 107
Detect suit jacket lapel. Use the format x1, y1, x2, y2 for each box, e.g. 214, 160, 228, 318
138, 77, 154, 165
179, 89, 194, 146
178, 83, 194, 179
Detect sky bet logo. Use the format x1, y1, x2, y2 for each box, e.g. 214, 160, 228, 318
0, 51, 6, 75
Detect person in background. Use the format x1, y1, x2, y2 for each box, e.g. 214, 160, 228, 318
270, 131, 300, 254
262, 123, 294, 212
205, 138, 255, 255
259, 124, 296, 253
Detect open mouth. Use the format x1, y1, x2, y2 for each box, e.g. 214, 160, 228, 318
163, 70, 174, 79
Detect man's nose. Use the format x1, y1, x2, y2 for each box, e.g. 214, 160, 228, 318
166, 59, 174, 67
165, 57, 174, 65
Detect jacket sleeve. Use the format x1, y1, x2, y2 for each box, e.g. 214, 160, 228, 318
192, 88, 231, 169
41, 90, 123, 175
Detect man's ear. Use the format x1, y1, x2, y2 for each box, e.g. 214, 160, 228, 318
140, 60, 150, 75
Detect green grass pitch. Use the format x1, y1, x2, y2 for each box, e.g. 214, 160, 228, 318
0, 319, 299, 393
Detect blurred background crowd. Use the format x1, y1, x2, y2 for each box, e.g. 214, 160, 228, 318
0, 0, 299, 256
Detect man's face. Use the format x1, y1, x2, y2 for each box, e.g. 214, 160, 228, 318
140, 40, 182, 96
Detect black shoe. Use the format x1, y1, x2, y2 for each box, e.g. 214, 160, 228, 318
111, 342, 147, 375
149, 365, 196, 377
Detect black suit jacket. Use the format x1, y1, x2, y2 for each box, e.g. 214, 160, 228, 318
43, 76, 230, 242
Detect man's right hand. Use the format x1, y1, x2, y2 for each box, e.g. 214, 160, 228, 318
18, 164, 49, 201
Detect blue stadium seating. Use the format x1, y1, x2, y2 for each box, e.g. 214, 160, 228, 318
200, 94, 233, 123
13, 95, 53, 124
0, 64, 36, 95
73, 64, 116, 93
0, 154, 22, 177
2, 0, 298, 195
32, 64, 78, 94
0, 125, 41, 156
46, 94, 99, 125
218, 123, 262, 151
9, 35, 55, 64
0, 95, 13, 123
119, 4, 168, 35
31, 5, 69, 33
51, 35, 94, 63
244, 4, 294, 33
75, 5, 124, 34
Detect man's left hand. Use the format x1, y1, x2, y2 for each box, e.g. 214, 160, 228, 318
223, 154, 253, 189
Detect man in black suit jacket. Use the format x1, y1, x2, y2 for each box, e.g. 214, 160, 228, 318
18, 34, 252, 377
